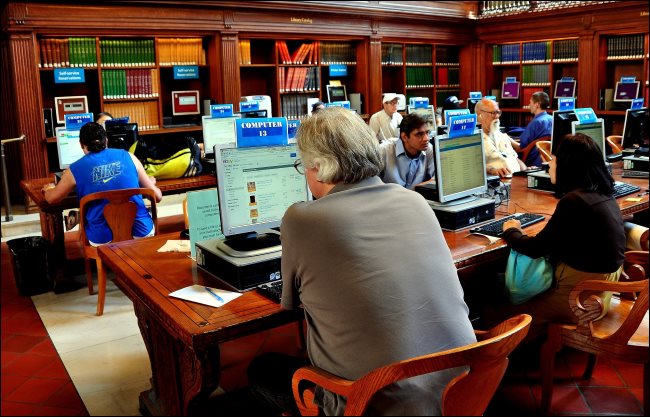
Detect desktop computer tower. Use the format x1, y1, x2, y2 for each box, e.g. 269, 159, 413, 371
527, 171, 555, 192
427, 198, 495, 231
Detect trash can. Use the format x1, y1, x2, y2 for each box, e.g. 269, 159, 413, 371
7, 236, 53, 296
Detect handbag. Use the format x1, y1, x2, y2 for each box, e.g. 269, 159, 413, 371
505, 249, 553, 305
129, 135, 202, 179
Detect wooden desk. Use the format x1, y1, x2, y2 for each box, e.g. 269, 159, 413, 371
98, 170, 648, 416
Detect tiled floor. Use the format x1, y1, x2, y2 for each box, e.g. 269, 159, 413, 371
1, 240, 645, 416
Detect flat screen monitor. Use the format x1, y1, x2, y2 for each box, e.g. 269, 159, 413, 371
614, 81, 640, 102
202, 115, 238, 158
326, 85, 347, 103
551, 110, 577, 154
501, 81, 520, 99
621, 107, 649, 149
467, 99, 480, 113
55, 127, 85, 170
214, 144, 310, 257
407, 105, 437, 133
554, 80, 576, 98
443, 108, 470, 126
571, 119, 606, 161
105, 122, 138, 151
432, 131, 487, 204
237, 110, 268, 119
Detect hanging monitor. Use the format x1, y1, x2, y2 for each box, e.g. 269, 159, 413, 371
326, 85, 347, 103
613, 81, 640, 102
554, 79, 576, 98
501, 81, 520, 99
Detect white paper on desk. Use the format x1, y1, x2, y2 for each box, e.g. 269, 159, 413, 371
468, 232, 501, 245
157, 240, 191, 253
169, 285, 242, 308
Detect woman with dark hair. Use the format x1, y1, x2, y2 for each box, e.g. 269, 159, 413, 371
43, 122, 162, 246
488, 133, 625, 342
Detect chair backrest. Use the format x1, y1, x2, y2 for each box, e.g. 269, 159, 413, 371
292, 314, 531, 416
520, 135, 550, 166
624, 222, 649, 252
606, 135, 623, 154
536, 140, 552, 163
79, 188, 158, 244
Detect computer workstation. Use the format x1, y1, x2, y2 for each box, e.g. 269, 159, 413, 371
621, 107, 649, 178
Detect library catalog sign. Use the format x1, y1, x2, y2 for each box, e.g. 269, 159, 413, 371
54, 68, 85, 84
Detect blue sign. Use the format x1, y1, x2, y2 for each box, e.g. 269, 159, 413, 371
65, 112, 93, 131
485, 95, 497, 101
560, 76, 574, 81
326, 101, 351, 109
210, 104, 234, 118
410, 97, 429, 108
287, 119, 301, 142
558, 97, 575, 111
621, 76, 637, 83
173, 66, 199, 80
505, 77, 517, 83
469, 91, 482, 100
329, 64, 348, 77
54, 68, 85, 84
240, 101, 260, 112
574, 108, 597, 125
631, 98, 644, 110
448, 114, 477, 139
236, 117, 288, 148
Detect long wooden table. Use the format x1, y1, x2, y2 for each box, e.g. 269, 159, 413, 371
97, 168, 648, 416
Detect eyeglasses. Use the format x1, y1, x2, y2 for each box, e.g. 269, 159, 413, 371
481, 109, 502, 117
294, 159, 305, 175
412, 130, 434, 139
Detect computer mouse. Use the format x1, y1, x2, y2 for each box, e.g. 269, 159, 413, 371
179, 229, 190, 239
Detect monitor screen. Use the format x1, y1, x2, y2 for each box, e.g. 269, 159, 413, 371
432, 131, 487, 203
55, 127, 85, 170
237, 110, 268, 119
551, 110, 577, 154
407, 105, 437, 133
443, 108, 470, 125
554, 80, 576, 98
202, 115, 238, 157
326, 85, 348, 103
571, 119, 606, 160
105, 123, 138, 150
621, 107, 649, 149
614, 81, 640, 102
467, 99, 480, 114
215, 144, 310, 238
501, 82, 520, 99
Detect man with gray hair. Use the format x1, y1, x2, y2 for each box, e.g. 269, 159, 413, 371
247, 107, 476, 416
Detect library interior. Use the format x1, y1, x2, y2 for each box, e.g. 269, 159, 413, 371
1, 1, 649, 416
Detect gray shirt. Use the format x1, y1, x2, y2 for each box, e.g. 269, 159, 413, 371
379, 138, 435, 189
281, 176, 476, 415
369, 110, 402, 142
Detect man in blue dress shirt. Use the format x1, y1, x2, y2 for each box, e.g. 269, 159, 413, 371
511, 91, 553, 167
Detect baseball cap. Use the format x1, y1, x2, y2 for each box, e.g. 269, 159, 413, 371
382, 93, 399, 104
444, 96, 463, 105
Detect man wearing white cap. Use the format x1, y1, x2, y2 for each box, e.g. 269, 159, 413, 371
369, 93, 403, 143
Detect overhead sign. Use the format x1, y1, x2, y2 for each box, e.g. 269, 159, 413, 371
620, 76, 637, 83
64, 112, 93, 131
574, 108, 597, 125
558, 97, 575, 111
235, 117, 288, 148
54, 68, 85, 84
410, 97, 429, 108
174, 65, 199, 80
240, 101, 260, 112
469, 91, 482, 100
210, 104, 234, 118
448, 114, 477, 139
630, 98, 644, 110
329, 64, 348, 77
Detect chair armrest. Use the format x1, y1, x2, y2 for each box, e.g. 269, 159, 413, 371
292, 366, 354, 416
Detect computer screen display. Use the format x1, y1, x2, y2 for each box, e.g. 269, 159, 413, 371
554, 80, 576, 98
614, 82, 640, 102
215, 144, 310, 237
501, 82, 520, 99
202, 115, 238, 157
571, 119, 606, 160
551, 110, 577, 154
407, 105, 437, 133
105, 123, 138, 151
55, 127, 85, 170
621, 107, 649, 149
443, 108, 470, 125
467, 99, 480, 114
326, 85, 348, 103
432, 131, 487, 203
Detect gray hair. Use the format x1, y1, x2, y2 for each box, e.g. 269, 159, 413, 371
296, 107, 382, 183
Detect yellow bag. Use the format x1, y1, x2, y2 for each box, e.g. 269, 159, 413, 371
129, 136, 202, 179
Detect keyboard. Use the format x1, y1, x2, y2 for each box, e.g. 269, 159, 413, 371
622, 170, 649, 179
256, 280, 282, 303
469, 212, 545, 237
612, 181, 641, 199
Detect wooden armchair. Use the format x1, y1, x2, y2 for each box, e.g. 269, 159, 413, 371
536, 140, 552, 163
519, 135, 550, 167
292, 314, 531, 416
540, 255, 649, 415
79, 188, 158, 316
607, 135, 623, 154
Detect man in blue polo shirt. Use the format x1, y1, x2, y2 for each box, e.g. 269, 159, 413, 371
511, 91, 553, 167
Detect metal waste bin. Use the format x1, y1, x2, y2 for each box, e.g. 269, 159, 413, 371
7, 236, 53, 296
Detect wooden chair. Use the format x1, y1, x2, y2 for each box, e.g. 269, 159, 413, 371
540, 253, 649, 415
607, 135, 623, 154
536, 140, 552, 163
519, 135, 550, 167
79, 188, 158, 316
292, 314, 531, 416
624, 221, 649, 252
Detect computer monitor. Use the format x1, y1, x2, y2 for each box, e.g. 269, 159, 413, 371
407, 105, 437, 133
105, 122, 138, 150
326, 85, 347, 103
614, 81, 640, 102
202, 115, 238, 158
467, 99, 480, 113
443, 108, 470, 126
621, 107, 649, 150
55, 127, 85, 170
431, 130, 487, 204
237, 110, 268, 119
214, 143, 310, 257
501, 81, 520, 100
554, 80, 576, 98
571, 119, 606, 161
551, 110, 577, 154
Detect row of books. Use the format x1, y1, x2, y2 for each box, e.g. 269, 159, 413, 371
38, 37, 97, 68
100, 39, 155, 67
279, 67, 320, 93
521, 65, 550, 86
436, 67, 460, 87
405, 45, 433, 65
522, 41, 551, 63
406, 67, 434, 88
280, 94, 313, 119
606, 34, 645, 59
277, 41, 317, 65
157, 38, 206, 66
382, 43, 404, 65
320, 42, 356, 65
239, 39, 252, 65
435, 47, 460, 66
553, 39, 579, 62
103, 101, 160, 131
101, 69, 159, 100
493, 43, 521, 64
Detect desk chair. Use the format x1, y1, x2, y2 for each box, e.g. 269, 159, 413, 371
292, 314, 531, 416
536, 140, 552, 163
79, 188, 158, 316
519, 135, 550, 166
540, 254, 649, 415
607, 135, 623, 154
624, 221, 649, 252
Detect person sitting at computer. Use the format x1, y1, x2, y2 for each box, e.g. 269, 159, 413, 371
379, 112, 435, 189
509, 92, 552, 167
484, 133, 625, 343
42, 122, 162, 246
95, 111, 113, 128
368, 93, 403, 143
247, 107, 476, 416
476, 98, 527, 177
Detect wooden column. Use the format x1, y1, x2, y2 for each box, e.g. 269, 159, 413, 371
578, 31, 597, 109
368, 35, 383, 115
220, 31, 241, 107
